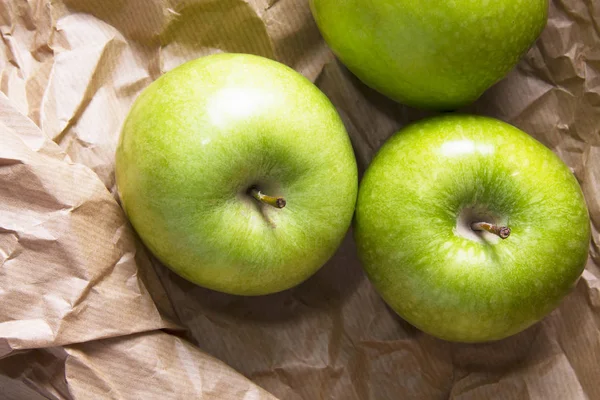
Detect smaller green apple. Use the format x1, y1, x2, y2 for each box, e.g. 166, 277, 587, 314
355, 114, 590, 342
116, 53, 358, 296
310, 0, 548, 110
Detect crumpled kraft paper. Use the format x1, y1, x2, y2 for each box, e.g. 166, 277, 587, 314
0, 0, 598, 399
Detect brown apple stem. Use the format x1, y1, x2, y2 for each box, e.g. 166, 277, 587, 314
249, 187, 286, 209
471, 222, 511, 239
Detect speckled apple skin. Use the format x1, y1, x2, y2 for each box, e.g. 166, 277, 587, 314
310, 0, 548, 110
116, 53, 358, 296
355, 115, 590, 342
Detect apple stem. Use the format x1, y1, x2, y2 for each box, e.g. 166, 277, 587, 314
249, 187, 286, 209
471, 222, 511, 239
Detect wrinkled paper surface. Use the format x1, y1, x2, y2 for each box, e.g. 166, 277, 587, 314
1, 0, 599, 399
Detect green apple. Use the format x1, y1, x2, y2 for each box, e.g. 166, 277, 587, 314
355, 114, 590, 342
310, 0, 548, 110
116, 53, 358, 296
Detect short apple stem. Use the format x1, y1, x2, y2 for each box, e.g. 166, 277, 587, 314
471, 222, 511, 239
249, 187, 286, 209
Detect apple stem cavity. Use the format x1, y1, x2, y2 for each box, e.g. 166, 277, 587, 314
470, 222, 511, 239
249, 186, 286, 209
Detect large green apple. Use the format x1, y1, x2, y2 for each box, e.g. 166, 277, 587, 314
116, 53, 358, 296
355, 115, 590, 342
310, 0, 548, 110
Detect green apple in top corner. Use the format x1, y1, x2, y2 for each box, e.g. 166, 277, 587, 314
310, 0, 548, 110
116, 53, 358, 296
355, 114, 590, 342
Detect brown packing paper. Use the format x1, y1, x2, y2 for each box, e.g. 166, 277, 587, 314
0, 0, 598, 399
0, 94, 174, 354
1, 332, 277, 400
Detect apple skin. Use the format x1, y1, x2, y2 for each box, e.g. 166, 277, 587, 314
310, 0, 548, 110
116, 53, 358, 296
354, 115, 590, 342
